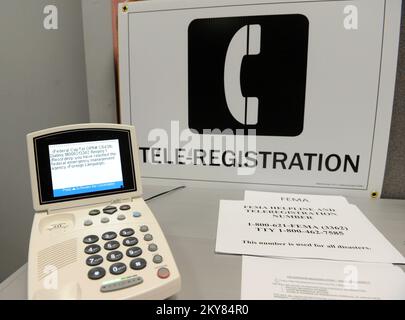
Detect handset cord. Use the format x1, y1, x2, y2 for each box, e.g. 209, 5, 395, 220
144, 185, 186, 202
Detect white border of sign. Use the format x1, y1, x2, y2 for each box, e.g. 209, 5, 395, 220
118, 0, 402, 198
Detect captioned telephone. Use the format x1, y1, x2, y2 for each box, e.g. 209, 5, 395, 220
26, 123, 181, 299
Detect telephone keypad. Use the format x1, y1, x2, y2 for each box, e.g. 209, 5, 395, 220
84, 205, 169, 285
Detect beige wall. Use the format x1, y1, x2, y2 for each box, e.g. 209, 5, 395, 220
382, 0, 405, 199
0, 0, 89, 282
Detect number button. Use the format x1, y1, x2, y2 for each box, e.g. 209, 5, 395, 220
104, 240, 120, 251
88, 267, 105, 280
126, 247, 142, 258
86, 255, 103, 266
102, 231, 117, 241
110, 263, 127, 275
120, 228, 134, 237
85, 244, 101, 255
83, 235, 99, 244
123, 237, 138, 247
107, 251, 123, 262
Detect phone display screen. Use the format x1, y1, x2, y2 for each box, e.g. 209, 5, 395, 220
49, 139, 124, 198
33, 128, 136, 204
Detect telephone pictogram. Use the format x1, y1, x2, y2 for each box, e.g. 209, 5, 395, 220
224, 24, 261, 126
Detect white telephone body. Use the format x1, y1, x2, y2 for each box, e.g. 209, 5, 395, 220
224, 24, 261, 125
26, 123, 181, 300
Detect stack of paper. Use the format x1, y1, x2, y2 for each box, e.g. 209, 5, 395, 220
215, 191, 405, 300
241, 256, 405, 300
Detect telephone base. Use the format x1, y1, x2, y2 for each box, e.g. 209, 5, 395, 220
28, 197, 181, 300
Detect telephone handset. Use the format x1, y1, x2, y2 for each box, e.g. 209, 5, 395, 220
26, 123, 181, 299
224, 24, 261, 125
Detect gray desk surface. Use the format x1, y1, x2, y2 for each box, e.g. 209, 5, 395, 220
1, 185, 404, 300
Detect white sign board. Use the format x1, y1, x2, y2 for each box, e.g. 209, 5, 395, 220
118, 0, 401, 197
